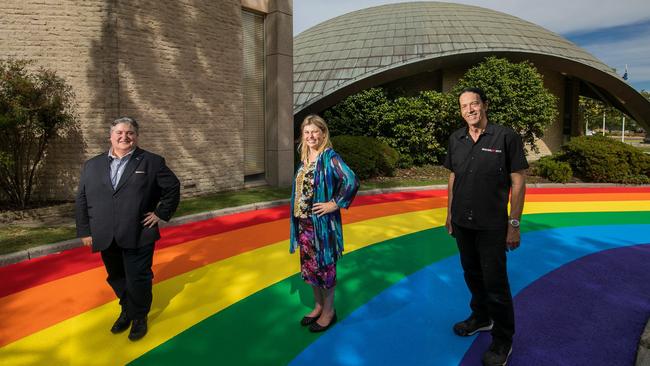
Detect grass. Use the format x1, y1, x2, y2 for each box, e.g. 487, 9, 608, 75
0, 226, 76, 255
0, 186, 291, 255
635, 144, 650, 153
174, 186, 291, 217
362, 165, 449, 189
360, 179, 446, 190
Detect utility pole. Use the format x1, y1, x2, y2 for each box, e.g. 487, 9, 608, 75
602, 111, 606, 136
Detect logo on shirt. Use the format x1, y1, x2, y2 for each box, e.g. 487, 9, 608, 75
481, 148, 502, 153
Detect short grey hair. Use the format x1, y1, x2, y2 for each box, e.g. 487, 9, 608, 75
111, 117, 139, 134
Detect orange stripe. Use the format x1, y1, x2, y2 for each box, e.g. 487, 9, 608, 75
0, 196, 445, 347
2, 192, 643, 346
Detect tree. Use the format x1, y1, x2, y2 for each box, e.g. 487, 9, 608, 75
375, 91, 458, 165
324, 88, 459, 166
579, 96, 606, 133
0, 59, 78, 208
323, 87, 390, 137
452, 57, 558, 152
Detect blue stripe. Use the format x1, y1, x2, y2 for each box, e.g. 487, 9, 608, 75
289, 224, 650, 365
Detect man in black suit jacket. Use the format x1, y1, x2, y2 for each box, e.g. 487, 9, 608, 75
75, 117, 180, 341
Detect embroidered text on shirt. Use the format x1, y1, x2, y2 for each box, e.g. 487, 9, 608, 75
481, 148, 502, 153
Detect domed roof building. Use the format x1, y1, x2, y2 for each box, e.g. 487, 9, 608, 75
293, 1, 650, 154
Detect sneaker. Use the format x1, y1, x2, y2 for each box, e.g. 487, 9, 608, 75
452, 314, 493, 336
482, 339, 512, 366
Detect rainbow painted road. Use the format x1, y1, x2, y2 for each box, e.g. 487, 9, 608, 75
1, 187, 649, 365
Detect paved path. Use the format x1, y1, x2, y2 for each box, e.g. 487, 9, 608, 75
1, 186, 649, 365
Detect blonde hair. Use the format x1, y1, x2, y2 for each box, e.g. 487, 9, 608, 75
298, 114, 333, 164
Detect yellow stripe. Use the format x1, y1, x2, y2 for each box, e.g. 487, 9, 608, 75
3, 200, 649, 365
523, 200, 650, 215
1, 208, 446, 365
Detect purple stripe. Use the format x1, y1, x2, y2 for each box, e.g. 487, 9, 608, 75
461, 244, 650, 366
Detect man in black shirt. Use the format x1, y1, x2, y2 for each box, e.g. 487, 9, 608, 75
444, 87, 528, 366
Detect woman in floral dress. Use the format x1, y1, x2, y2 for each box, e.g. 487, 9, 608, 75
290, 114, 359, 332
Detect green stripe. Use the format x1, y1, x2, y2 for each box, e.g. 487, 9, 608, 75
130, 211, 650, 366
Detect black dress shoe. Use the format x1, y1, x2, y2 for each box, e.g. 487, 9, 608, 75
128, 317, 148, 341
309, 312, 337, 333
300, 314, 320, 326
110, 311, 131, 334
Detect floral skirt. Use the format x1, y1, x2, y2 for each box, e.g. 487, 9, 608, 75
298, 218, 337, 289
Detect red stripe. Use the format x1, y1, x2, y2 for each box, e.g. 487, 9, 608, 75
0, 190, 440, 297
2, 187, 647, 297
0, 206, 286, 298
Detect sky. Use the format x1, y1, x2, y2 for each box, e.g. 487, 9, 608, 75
293, 0, 650, 92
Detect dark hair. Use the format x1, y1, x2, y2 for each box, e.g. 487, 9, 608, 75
458, 87, 488, 104
111, 117, 139, 134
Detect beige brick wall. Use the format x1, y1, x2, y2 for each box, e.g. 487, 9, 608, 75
1, 0, 248, 201
113, 0, 245, 196
0, 0, 116, 200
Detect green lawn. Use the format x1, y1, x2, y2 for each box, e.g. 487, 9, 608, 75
0, 226, 77, 255
1, 186, 290, 255
635, 144, 650, 153
174, 186, 291, 217
360, 179, 446, 190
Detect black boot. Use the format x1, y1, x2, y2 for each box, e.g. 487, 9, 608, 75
128, 317, 148, 341
110, 310, 131, 334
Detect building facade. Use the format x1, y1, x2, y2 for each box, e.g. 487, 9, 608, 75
0, 0, 293, 201
293, 2, 650, 158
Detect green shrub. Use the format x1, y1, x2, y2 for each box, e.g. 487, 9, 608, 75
325, 88, 459, 167
324, 88, 390, 137
331, 135, 399, 179
453, 56, 557, 153
323, 57, 559, 165
0, 59, 78, 208
558, 135, 650, 183
376, 91, 458, 166
532, 156, 573, 183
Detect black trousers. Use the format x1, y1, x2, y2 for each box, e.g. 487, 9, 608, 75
101, 241, 155, 320
453, 223, 515, 343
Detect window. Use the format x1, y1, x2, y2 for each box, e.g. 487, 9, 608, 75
242, 10, 265, 176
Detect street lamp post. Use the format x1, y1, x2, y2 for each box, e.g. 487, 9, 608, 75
622, 116, 626, 142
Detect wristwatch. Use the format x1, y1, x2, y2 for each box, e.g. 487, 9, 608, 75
508, 217, 520, 228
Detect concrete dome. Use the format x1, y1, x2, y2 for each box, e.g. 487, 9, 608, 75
293, 1, 649, 128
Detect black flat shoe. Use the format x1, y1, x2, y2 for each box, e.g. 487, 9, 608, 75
128, 317, 148, 341
110, 310, 131, 334
309, 312, 337, 333
300, 314, 320, 326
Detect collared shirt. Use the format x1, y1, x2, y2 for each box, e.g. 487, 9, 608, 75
108, 148, 135, 189
443, 123, 528, 230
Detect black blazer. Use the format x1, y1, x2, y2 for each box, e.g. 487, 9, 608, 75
75, 147, 180, 252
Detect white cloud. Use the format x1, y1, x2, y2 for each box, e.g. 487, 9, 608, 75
581, 35, 650, 85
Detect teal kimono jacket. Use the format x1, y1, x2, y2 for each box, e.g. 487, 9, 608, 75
290, 148, 360, 267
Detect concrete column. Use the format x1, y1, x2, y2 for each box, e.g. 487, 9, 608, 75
265, 0, 293, 187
